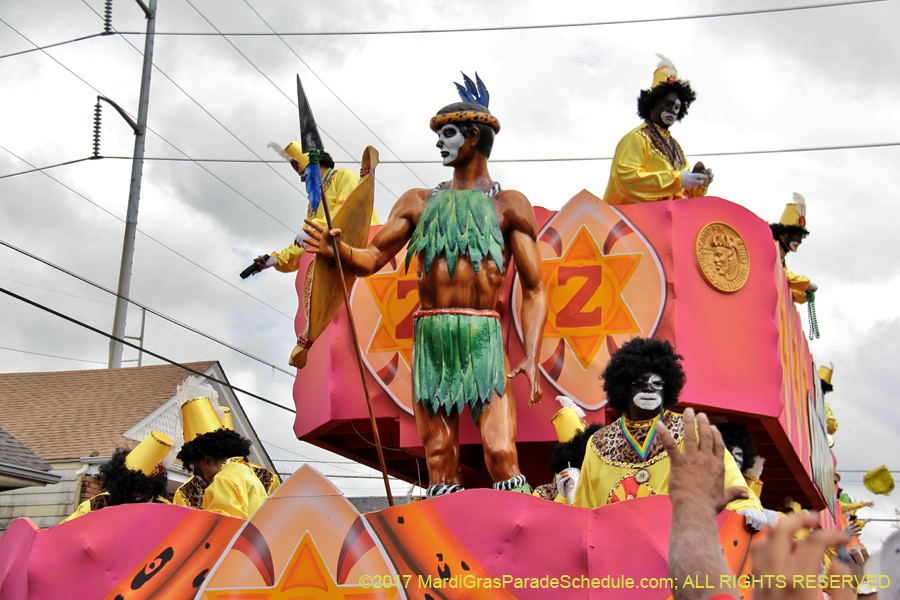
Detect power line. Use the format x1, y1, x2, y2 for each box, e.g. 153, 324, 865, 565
0, 239, 295, 376
0, 275, 113, 305
0, 147, 295, 322
76, 2, 304, 225
0, 284, 297, 414
4, 11, 297, 236
0, 157, 96, 179
238, 0, 428, 193
114, 0, 889, 36
0, 31, 107, 60
5, 138, 897, 181
0, 345, 107, 365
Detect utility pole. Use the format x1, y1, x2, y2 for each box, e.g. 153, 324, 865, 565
108, 0, 157, 369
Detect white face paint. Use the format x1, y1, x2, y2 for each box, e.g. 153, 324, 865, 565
436, 124, 465, 165
632, 374, 664, 410
731, 446, 744, 471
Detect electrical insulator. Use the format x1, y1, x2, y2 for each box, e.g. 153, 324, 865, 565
93, 101, 102, 158
103, 0, 113, 34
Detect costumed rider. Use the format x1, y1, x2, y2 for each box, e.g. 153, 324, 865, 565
603, 54, 713, 206
716, 422, 780, 527
532, 395, 602, 505
570, 337, 766, 531
819, 362, 838, 447
172, 377, 279, 519
770, 193, 817, 304
302, 73, 548, 498
61, 431, 172, 523
248, 141, 380, 275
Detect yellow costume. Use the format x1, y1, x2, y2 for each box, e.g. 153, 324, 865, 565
573, 411, 761, 511
532, 404, 588, 504
774, 194, 811, 304
174, 463, 280, 509
603, 123, 708, 205
270, 167, 380, 273
200, 458, 268, 519
780, 245, 811, 304
60, 431, 173, 523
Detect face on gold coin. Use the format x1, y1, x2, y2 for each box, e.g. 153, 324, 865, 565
695, 222, 750, 293
634, 469, 651, 484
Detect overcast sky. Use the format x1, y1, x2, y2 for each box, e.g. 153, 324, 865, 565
1, 0, 898, 547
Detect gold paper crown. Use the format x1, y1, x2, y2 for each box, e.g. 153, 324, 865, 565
551, 405, 587, 443
124, 431, 173, 476
181, 396, 224, 443
817, 362, 834, 385
219, 406, 234, 430
284, 140, 310, 171
864, 466, 895, 496
651, 54, 679, 88
778, 192, 808, 229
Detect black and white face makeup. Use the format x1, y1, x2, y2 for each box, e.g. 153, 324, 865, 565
436, 124, 465, 165
630, 372, 665, 411
731, 446, 745, 471
651, 92, 682, 129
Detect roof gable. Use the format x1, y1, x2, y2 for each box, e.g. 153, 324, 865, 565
0, 362, 216, 461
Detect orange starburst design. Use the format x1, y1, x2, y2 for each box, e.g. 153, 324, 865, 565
204, 531, 395, 600
363, 254, 420, 369
542, 225, 641, 369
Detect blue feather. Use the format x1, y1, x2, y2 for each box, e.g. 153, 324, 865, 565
454, 71, 490, 109
306, 163, 322, 211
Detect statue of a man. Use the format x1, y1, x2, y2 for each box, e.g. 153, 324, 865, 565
603, 55, 713, 205
303, 75, 548, 498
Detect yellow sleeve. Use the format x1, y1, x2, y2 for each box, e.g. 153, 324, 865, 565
573, 439, 604, 508
723, 449, 762, 512
785, 268, 810, 304
202, 463, 267, 519
267, 471, 282, 495
60, 498, 94, 524
839, 501, 867, 514
551, 406, 586, 443
684, 171, 709, 199
269, 243, 304, 273
609, 132, 684, 203
826, 403, 838, 435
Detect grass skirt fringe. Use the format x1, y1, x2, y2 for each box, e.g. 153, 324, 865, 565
413, 311, 505, 420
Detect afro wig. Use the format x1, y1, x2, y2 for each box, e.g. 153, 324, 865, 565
637, 80, 697, 123
601, 337, 686, 412
715, 422, 758, 474
548, 423, 603, 474
820, 379, 833, 395
177, 429, 252, 465
769, 222, 809, 241
100, 448, 168, 506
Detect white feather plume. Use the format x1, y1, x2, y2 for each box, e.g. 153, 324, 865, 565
268, 142, 292, 163
656, 53, 676, 70
792, 192, 806, 207
555, 395, 586, 419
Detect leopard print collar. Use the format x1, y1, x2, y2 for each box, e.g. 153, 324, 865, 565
638, 123, 686, 171
590, 411, 684, 468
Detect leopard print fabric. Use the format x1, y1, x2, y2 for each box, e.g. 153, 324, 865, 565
179, 477, 207, 509
638, 123, 687, 171
89, 493, 111, 511
590, 411, 684, 468
252, 465, 275, 494
533, 482, 558, 501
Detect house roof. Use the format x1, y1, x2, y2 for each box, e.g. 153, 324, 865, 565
0, 362, 216, 462
0, 424, 53, 473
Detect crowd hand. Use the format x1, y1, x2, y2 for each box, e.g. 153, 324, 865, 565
740, 508, 768, 532
302, 218, 342, 259
751, 512, 854, 600
681, 171, 710, 191
555, 468, 580, 505
658, 407, 749, 514
843, 521, 863, 537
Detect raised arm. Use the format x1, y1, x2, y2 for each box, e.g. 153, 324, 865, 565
505, 193, 548, 406
304, 188, 425, 277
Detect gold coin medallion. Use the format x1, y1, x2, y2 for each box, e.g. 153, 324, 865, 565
634, 468, 651, 484
695, 222, 750, 293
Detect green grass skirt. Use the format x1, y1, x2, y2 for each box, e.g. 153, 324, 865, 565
413, 313, 506, 420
